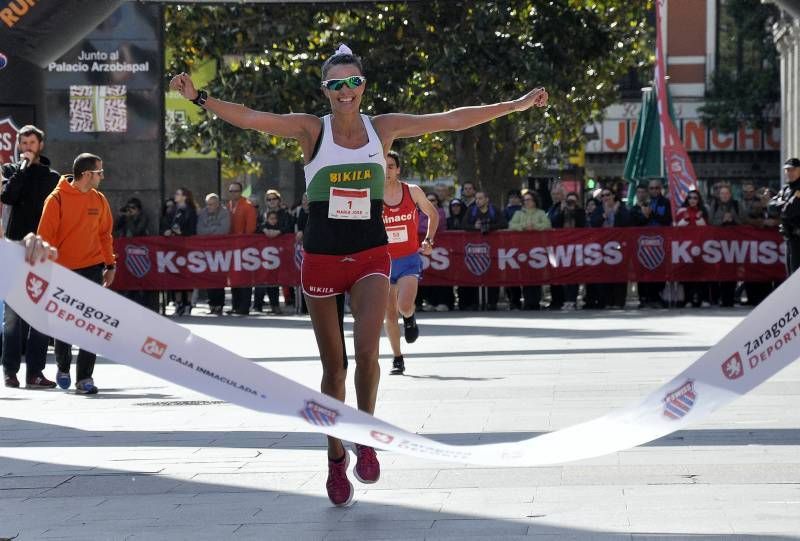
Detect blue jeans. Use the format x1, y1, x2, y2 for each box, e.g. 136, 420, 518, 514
2, 302, 50, 376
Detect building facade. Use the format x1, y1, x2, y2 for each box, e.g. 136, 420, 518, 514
585, 0, 782, 196
771, 0, 800, 178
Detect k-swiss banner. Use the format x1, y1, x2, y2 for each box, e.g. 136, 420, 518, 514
1, 238, 800, 466
111, 227, 786, 291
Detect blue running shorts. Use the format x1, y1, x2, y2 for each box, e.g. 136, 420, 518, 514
389, 252, 422, 285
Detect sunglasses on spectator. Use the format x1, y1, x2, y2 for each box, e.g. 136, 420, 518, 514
322, 75, 366, 91
228, 189, 241, 193
266, 197, 279, 201
88, 169, 104, 175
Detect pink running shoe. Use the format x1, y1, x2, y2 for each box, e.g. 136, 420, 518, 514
326, 452, 354, 507
352, 444, 380, 484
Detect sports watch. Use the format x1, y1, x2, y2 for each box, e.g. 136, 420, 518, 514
191, 89, 208, 107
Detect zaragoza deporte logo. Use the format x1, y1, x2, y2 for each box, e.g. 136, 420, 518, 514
26, 272, 49, 304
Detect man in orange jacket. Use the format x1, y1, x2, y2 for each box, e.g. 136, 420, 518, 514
37, 153, 116, 395
226, 181, 257, 315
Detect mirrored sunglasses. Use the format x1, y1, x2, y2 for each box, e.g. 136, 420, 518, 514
322, 75, 366, 91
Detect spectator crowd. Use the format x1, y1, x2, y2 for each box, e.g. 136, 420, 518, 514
3, 124, 799, 394
130, 173, 791, 317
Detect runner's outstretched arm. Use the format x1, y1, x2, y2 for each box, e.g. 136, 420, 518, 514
374, 87, 548, 146
168, 73, 320, 156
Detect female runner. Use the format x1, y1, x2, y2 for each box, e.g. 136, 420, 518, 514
169, 44, 548, 506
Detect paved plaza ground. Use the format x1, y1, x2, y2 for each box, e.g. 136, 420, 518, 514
1, 306, 799, 540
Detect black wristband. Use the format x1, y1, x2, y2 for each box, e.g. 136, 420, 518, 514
104, 264, 116, 271
191, 89, 208, 107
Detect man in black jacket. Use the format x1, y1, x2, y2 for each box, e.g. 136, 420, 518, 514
0, 125, 60, 389
770, 158, 800, 276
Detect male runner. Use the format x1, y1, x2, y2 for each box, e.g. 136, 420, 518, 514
382, 150, 439, 375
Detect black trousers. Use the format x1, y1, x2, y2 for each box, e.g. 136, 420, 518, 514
743, 282, 773, 306
457, 286, 479, 310
717, 281, 737, 307
682, 282, 709, 307
254, 286, 280, 310
549, 285, 564, 308
56, 264, 104, 382
638, 282, 665, 305
231, 286, 252, 314
207, 288, 225, 308
122, 290, 158, 312
507, 286, 541, 310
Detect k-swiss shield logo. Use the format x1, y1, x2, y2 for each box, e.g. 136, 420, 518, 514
141, 337, 167, 360
124, 245, 151, 278
637, 235, 665, 271
370, 430, 395, 445
26, 272, 49, 304
294, 243, 304, 270
721, 352, 744, 380
464, 243, 491, 276
299, 400, 339, 426
0, 116, 21, 166
662, 379, 697, 420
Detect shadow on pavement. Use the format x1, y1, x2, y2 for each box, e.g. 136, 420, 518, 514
0, 454, 795, 541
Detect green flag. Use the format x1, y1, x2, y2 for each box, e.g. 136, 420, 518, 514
623, 88, 662, 204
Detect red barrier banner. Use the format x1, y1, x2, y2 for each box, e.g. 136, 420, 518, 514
113, 234, 300, 291
112, 227, 787, 291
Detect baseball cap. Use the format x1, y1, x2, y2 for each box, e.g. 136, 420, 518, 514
784, 158, 800, 169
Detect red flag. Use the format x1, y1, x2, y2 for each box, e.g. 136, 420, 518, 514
654, 0, 699, 223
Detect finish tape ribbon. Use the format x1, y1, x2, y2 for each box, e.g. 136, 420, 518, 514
1, 238, 799, 466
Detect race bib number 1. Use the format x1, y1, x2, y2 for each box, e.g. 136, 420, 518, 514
328, 187, 371, 220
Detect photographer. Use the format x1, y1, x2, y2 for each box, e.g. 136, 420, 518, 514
114, 197, 151, 238
770, 158, 800, 277
114, 197, 154, 310
163, 187, 198, 316
550, 192, 585, 309
1, 125, 60, 389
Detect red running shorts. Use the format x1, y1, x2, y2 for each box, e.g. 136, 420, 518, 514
301, 245, 390, 298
